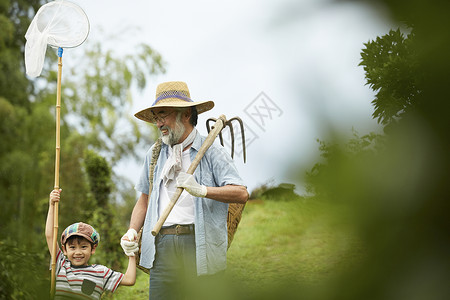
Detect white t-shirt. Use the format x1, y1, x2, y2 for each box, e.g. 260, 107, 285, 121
158, 147, 195, 226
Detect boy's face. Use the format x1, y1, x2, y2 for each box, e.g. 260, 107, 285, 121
62, 237, 96, 267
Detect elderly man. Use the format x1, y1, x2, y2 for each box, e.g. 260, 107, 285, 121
121, 81, 248, 299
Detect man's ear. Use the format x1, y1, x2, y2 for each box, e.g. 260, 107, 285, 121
91, 244, 97, 254
185, 108, 192, 118
182, 108, 192, 125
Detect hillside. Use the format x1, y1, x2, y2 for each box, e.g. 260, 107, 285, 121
109, 197, 364, 299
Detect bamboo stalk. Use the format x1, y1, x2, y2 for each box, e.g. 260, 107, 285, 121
50, 48, 63, 298
151, 115, 227, 236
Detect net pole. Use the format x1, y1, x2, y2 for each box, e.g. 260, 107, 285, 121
50, 47, 63, 298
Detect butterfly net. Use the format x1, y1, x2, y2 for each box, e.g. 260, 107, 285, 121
25, 0, 89, 77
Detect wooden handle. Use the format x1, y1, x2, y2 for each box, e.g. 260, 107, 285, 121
151, 115, 227, 236
50, 201, 59, 296
50, 54, 62, 298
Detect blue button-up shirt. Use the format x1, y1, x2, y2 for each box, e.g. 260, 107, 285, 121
135, 132, 245, 275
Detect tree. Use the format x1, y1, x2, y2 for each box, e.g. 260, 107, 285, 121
360, 28, 421, 128
0, 0, 53, 243
0, 0, 42, 108
305, 130, 385, 197
58, 42, 164, 164
0, 1, 165, 298
83, 150, 123, 269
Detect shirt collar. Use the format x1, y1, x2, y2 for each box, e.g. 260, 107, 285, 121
191, 130, 203, 151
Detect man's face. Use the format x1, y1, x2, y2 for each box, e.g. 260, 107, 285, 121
153, 108, 186, 146
62, 237, 96, 267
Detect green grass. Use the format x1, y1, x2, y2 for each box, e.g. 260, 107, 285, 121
104, 271, 149, 299
227, 199, 363, 291
106, 198, 364, 299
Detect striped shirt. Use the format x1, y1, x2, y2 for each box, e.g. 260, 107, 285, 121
54, 249, 123, 299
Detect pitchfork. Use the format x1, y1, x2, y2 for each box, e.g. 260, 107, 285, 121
151, 115, 247, 236
206, 116, 246, 163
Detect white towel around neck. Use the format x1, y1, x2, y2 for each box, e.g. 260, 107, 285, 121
161, 128, 197, 187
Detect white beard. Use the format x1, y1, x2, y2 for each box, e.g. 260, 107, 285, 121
161, 118, 185, 146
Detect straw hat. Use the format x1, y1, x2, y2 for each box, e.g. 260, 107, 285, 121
135, 81, 214, 123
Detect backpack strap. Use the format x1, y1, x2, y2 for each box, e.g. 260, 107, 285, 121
136, 138, 162, 274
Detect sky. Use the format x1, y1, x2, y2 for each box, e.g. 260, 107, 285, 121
61, 0, 392, 194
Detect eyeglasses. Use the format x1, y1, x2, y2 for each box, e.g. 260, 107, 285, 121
152, 111, 176, 124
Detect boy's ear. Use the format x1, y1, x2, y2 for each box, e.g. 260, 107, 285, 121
62, 244, 67, 255
91, 244, 97, 254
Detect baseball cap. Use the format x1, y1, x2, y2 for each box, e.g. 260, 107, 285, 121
60, 222, 100, 246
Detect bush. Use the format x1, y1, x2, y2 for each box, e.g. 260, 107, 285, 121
0, 240, 49, 299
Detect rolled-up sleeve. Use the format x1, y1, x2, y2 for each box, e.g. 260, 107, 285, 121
135, 148, 151, 194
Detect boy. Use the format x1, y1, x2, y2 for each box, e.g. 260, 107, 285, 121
46, 189, 136, 299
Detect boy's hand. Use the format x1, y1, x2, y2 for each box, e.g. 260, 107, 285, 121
120, 229, 139, 257
50, 189, 62, 205
46, 189, 62, 254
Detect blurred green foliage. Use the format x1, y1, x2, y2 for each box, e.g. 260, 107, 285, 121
305, 130, 386, 197
301, 0, 450, 299
0, 241, 49, 299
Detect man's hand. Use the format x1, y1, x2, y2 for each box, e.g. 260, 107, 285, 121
120, 229, 139, 257
176, 172, 207, 197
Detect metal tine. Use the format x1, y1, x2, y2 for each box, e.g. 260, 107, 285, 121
218, 132, 224, 147
205, 116, 247, 163
206, 118, 216, 134
226, 121, 235, 159
207, 117, 224, 147
236, 118, 246, 163
228, 117, 246, 163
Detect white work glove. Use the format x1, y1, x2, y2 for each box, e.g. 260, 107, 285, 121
120, 228, 139, 257
176, 172, 208, 197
